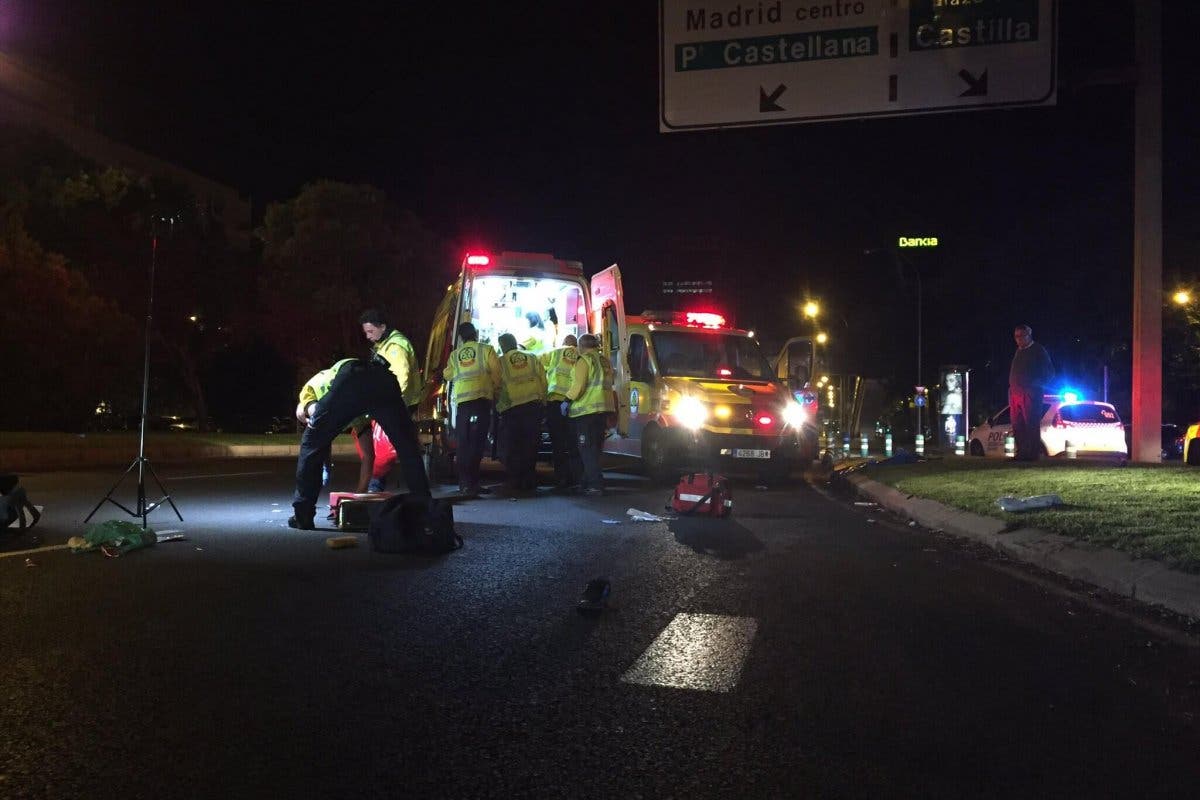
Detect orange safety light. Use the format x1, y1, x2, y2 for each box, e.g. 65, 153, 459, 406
684, 311, 726, 328
465, 254, 490, 266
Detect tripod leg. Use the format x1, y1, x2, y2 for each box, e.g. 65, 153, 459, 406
83, 458, 140, 523
143, 459, 183, 522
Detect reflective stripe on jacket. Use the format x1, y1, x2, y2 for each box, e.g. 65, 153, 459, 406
497, 349, 547, 413
443, 342, 500, 404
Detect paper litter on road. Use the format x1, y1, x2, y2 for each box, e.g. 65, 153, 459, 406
601, 519, 621, 525
996, 493, 1063, 512
853, 501, 877, 507
626, 508, 666, 522
156, 533, 188, 543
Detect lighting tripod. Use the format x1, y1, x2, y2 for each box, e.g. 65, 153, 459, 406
85, 219, 183, 530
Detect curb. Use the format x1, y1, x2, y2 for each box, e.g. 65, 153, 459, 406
837, 470, 1200, 621
4, 442, 361, 472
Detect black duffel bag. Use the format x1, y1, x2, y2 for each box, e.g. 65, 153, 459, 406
368, 494, 462, 555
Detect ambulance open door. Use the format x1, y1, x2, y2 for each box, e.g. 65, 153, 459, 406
590, 264, 629, 437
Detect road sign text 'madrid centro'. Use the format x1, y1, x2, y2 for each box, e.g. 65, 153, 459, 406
660, 0, 1057, 131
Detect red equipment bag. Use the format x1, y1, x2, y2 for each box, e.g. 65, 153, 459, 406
671, 473, 732, 517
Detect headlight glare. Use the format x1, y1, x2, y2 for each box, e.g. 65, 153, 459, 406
674, 396, 709, 430
782, 401, 807, 428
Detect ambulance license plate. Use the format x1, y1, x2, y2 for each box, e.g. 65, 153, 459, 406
733, 449, 771, 459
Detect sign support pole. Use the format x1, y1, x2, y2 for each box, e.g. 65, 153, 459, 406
1132, 0, 1162, 462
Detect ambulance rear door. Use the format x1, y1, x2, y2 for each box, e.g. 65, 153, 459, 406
590, 264, 629, 436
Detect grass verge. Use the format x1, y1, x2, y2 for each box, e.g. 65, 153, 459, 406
857, 457, 1200, 573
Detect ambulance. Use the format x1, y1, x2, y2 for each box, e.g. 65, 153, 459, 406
417, 251, 592, 476
592, 265, 817, 481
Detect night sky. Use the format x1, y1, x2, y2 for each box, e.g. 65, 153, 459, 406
3, 1, 1198, 411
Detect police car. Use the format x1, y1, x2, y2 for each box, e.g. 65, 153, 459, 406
968, 393, 1128, 459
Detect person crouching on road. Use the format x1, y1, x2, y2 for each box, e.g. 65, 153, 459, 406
564, 333, 612, 497
497, 332, 548, 496
541, 334, 582, 492
290, 358, 430, 530
443, 323, 501, 496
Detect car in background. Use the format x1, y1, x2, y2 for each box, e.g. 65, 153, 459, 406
1162, 424, 1185, 460
968, 396, 1128, 460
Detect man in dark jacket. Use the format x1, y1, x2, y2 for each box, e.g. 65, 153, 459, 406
1009, 324, 1055, 461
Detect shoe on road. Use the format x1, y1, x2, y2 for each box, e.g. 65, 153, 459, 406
288, 515, 314, 530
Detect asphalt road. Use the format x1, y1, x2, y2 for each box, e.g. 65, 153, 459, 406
2, 459, 1199, 799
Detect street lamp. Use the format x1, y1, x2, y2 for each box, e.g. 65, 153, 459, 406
816, 332, 828, 345
1172, 290, 1191, 306
803, 300, 820, 320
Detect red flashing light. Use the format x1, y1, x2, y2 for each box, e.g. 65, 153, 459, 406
756, 414, 774, 427
684, 311, 726, 328
466, 254, 490, 266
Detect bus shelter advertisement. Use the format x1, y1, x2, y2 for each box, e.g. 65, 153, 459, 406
940, 365, 966, 448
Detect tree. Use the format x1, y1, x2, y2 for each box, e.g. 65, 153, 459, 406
0, 221, 138, 429
258, 181, 448, 381
1, 127, 247, 429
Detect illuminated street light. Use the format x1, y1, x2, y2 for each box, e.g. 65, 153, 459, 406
816, 332, 828, 345
1172, 290, 1191, 306
803, 301, 819, 319
188, 314, 199, 322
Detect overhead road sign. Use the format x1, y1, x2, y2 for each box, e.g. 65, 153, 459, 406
659, 0, 1057, 132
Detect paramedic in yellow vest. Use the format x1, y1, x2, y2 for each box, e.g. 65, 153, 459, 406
541, 334, 581, 491
290, 358, 430, 530
564, 333, 612, 496
496, 333, 547, 495
443, 322, 501, 496
360, 309, 422, 410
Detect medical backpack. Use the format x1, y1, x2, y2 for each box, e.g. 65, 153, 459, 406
671, 473, 733, 517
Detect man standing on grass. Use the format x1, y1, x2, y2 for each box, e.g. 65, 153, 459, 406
1009, 324, 1055, 462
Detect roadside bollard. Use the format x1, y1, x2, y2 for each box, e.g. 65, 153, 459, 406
885, 433, 893, 458
1066, 440, 1077, 459
955, 434, 965, 457
843, 434, 851, 457
860, 435, 869, 458
915, 434, 925, 456
1004, 434, 1015, 458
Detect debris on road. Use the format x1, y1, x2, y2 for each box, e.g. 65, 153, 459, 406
601, 519, 621, 525
854, 501, 877, 507
325, 535, 358, 549
156, 533, 188, 543
996, 493, 1063, 513
24, 557, 36, 568
577, 577, 610, 614
627, 508, 666, 522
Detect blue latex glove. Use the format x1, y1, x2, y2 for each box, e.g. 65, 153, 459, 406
560, 401, 569, 417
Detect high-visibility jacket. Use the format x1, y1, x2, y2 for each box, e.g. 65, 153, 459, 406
443, 341, 501, 404
541, 345, 580, 401
497, 348, 547, 413
373, 329, 421, 406
567, 351, 609, 418
298, 359, 368, 433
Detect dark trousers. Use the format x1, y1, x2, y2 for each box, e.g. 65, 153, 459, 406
293, 362, 429, 520
500, 402, 543, 491
573, 413, 606, 491
1009, 386, 1042, 461
455, 397, 492, 491
546, 400, 581, 487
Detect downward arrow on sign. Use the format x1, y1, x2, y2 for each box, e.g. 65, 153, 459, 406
759, 84, 786, 112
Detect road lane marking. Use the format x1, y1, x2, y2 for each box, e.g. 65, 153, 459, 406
168, 471, 275, 481
621, 613, 758, 693
0, 544, 71, 560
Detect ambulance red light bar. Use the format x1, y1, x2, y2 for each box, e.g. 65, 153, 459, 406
685, 311, 726, 328
465, 254, 490, 266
